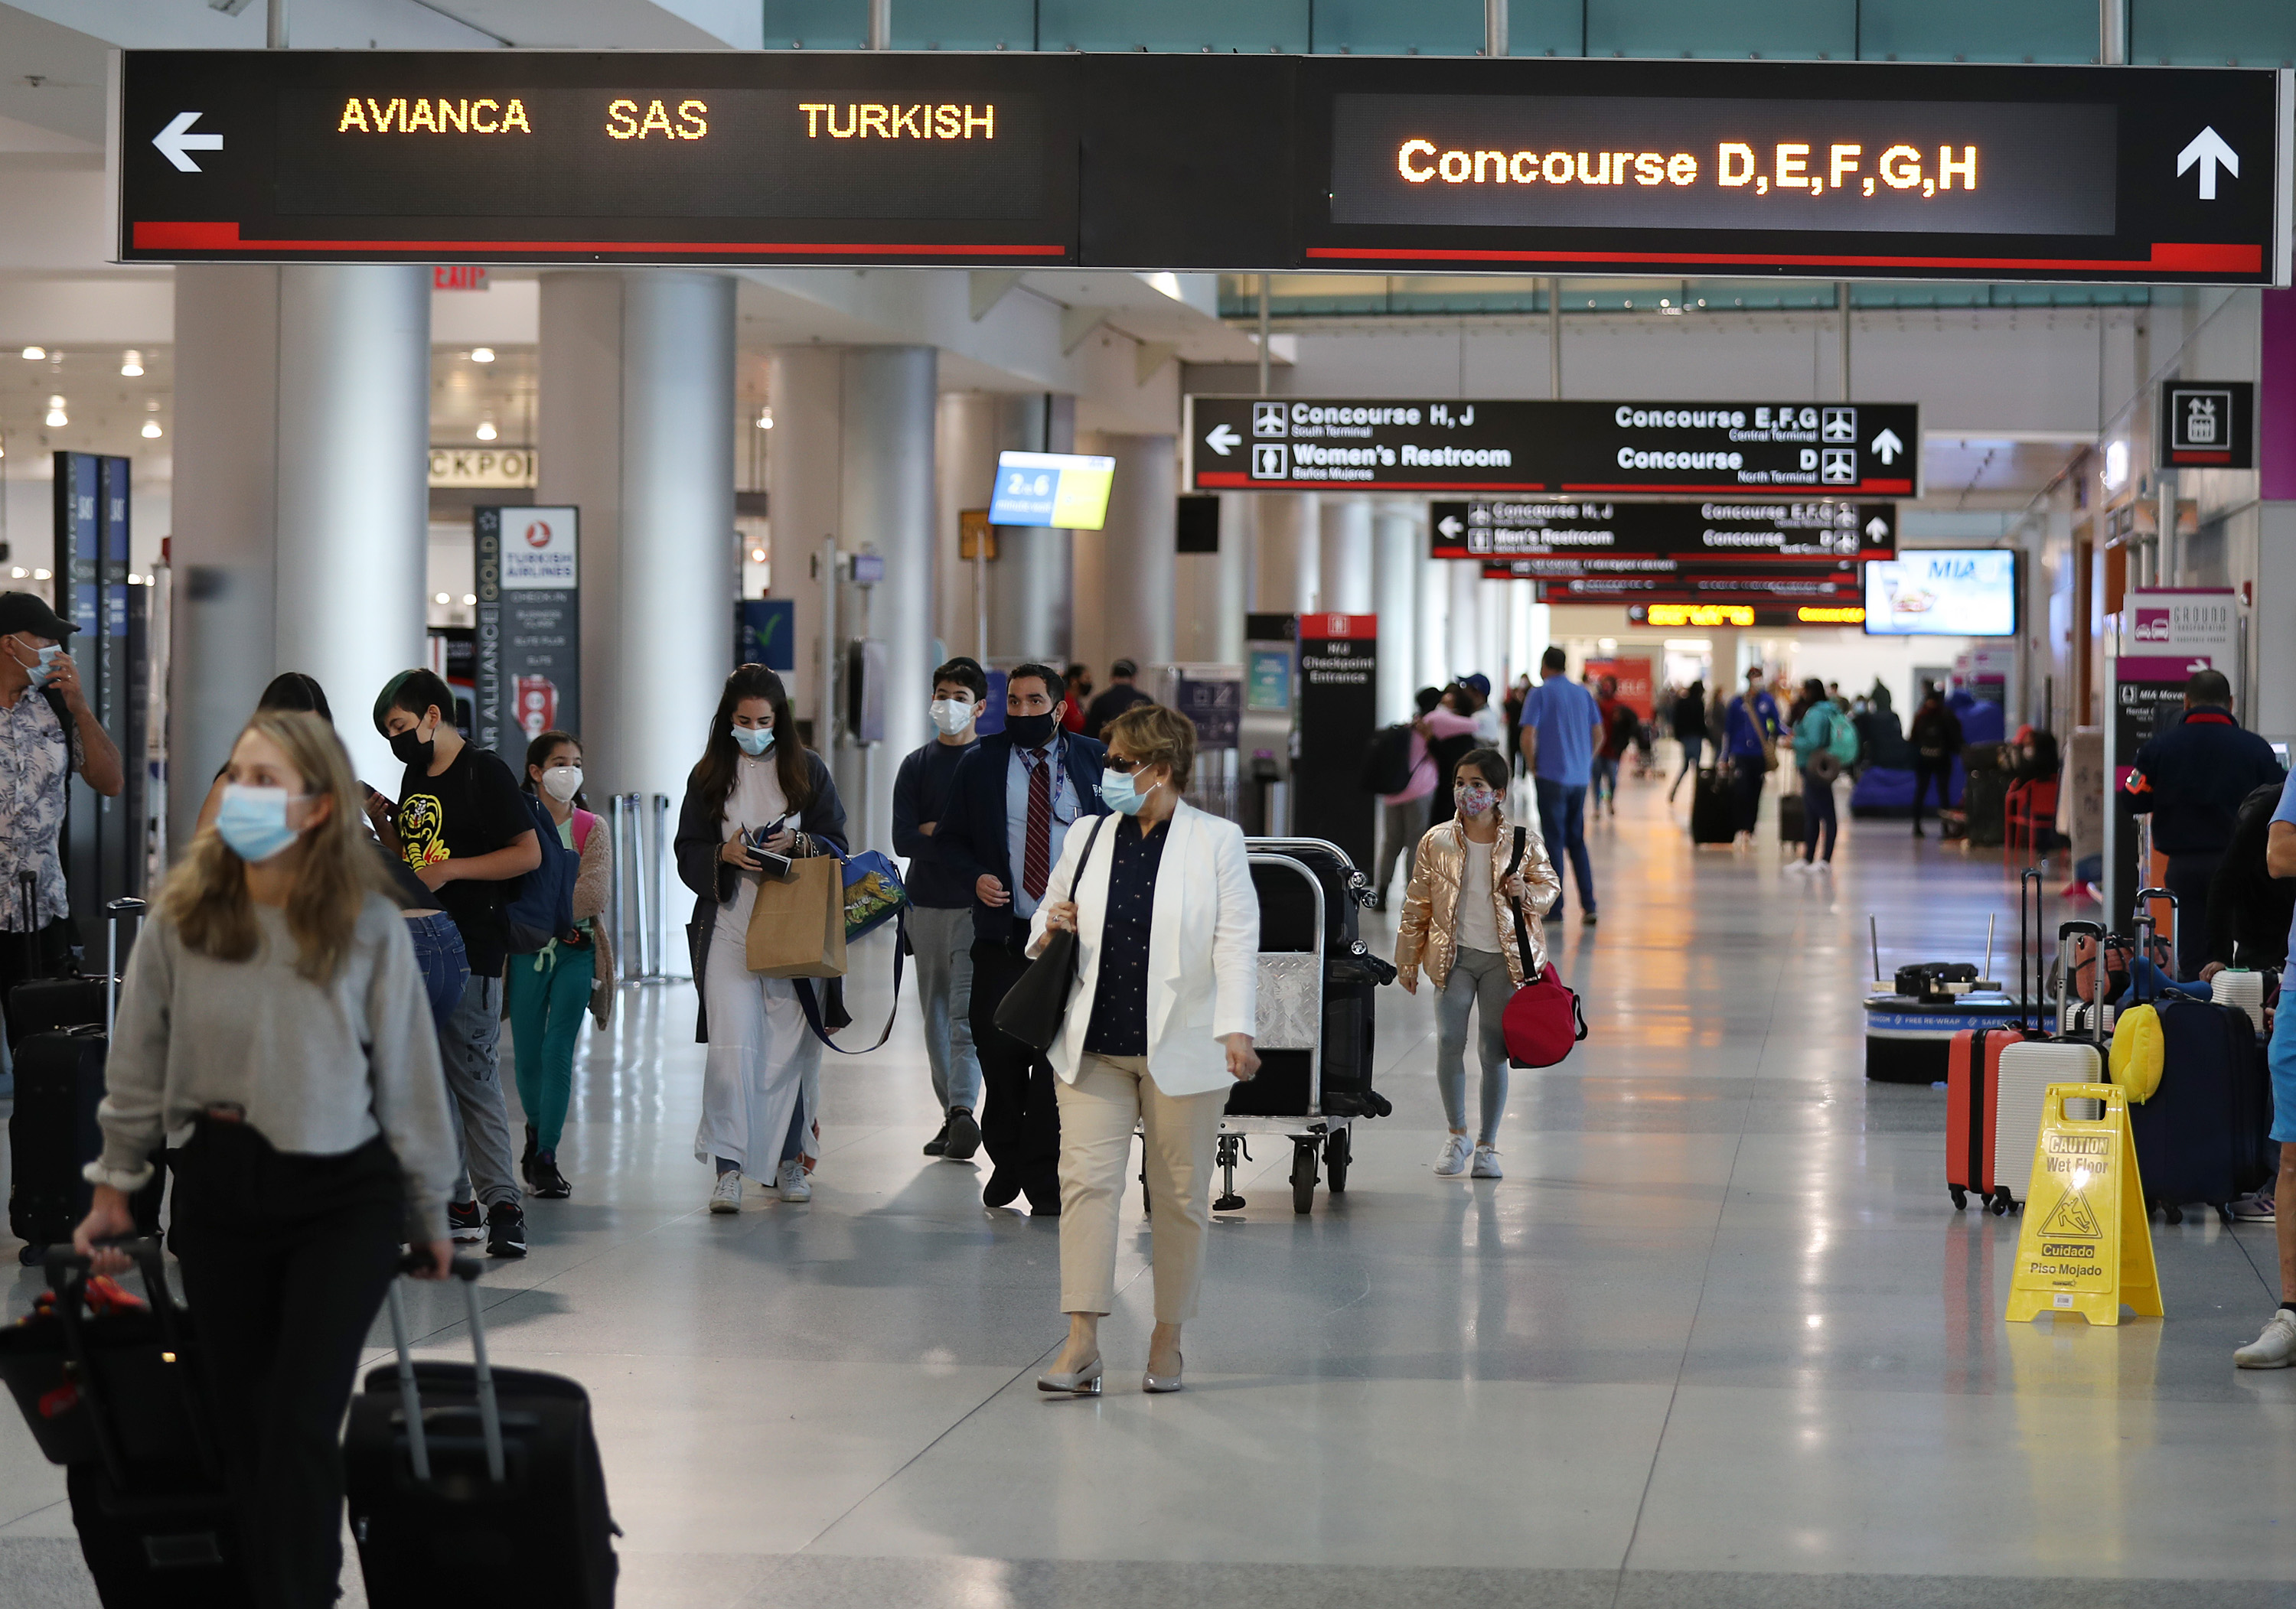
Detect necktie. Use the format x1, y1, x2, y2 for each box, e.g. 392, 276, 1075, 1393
1022, 748, 1052, 901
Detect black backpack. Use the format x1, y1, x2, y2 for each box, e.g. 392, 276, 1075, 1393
1359, 722, 1417, 796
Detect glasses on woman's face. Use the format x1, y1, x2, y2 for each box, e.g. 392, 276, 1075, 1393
1104, 754, 1143, 774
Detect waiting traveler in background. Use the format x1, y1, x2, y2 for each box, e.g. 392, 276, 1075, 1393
1030, 705, 1259, 1397
2203, 782, 2294, 981
73, 709, 458, 1609
1907, 684, 1962, 840
1590, 676, 1624, 815
1463, 673, 1505, 748
1504, 674, 1531, 774
893, 656, 987, 1161
1601, 679, 1641, 815
374, 669, 538, 1258
675, 665, 846, 1214
1790, 677, 1847, 873
2231, 770, 2296, 1365
0, 591, 123, 1004
1373, 687, 1477, 911
1083, 656, 1154, 742
2124, 669, 2285, 978
1519, 647, 1601, 927
1395, 748, 1561, 1181
1724, 667, 1780, 847
1668, 677, 1708, 804
934, 663, 1109, 1213
1060, 664, 1091, 734
509, 730, 613, 1201
1425, 683, 1482, 829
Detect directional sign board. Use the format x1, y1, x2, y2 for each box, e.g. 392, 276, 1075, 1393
2157, 381, 2255, 469
114, 53, 2288, 282
1430, 497, 1893, 563
1192, 399, 1920, 497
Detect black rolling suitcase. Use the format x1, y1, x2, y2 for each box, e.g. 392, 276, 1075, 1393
9, 899, 159, 1266
345, 1259, 619, 1605
1779, 790, 1805, 846
0, 1239, 249, 1607
5, 869, 103, 1050
1234, 839, 1393, 1122
1690, 769, 1736, 843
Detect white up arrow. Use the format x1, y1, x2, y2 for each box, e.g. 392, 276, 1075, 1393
1864, 516, 1890, 541
1204, 423, 1240, 456
154, 112, 223, 173
2176, 126, 2239, 200
1437, 515, 1465, 539
1870, 428, 1904, 465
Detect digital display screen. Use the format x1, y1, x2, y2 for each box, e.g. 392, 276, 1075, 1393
1863, 549, 2019, 637
1330, 93, 2117, 236
990, 451, 1115, 529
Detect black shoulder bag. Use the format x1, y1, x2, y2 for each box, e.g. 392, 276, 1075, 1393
991, 816, 1111, 1052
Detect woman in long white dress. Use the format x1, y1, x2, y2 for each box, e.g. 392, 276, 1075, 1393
673, 664, 847, 1211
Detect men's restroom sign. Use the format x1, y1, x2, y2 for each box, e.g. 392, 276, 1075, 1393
2004, 1083, 2161, 1327
2159, 380, 2252, 469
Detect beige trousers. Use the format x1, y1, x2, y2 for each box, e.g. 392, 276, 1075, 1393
1054, 1053, 1228, 1322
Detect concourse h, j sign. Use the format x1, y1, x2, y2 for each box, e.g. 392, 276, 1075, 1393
1191, 398, 1921, 497
113, 53, 2290, 283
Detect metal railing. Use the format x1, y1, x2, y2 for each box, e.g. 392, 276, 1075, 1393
607, 791, 683, 982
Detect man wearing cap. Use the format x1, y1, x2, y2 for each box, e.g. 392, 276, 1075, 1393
1463, 673, 1505, 748
0, 592, 123, 1003
1082, 659, 1153, 743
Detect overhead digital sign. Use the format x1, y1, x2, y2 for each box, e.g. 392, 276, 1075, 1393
988, 451, 1115, 529
115, 52, 2288, 282
1189, 398, 1920, 496
1864, 549, 2020, 637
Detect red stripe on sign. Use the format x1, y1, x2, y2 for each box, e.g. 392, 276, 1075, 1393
1197, 471, 1551, 491
129, 220, 1067, 259
1561, 480, 1915, 494
1303, 242, 2262, 275
2170, 451, 2234, 464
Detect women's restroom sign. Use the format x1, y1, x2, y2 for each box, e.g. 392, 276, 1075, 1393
474, 505, 581, 756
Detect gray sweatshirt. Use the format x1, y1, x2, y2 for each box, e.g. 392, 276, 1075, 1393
89, 894, 460, 1241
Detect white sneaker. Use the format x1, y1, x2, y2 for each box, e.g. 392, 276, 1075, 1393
775, 1158, 813, 1203
709, 1171, 743, 1214
1471, 1145, 1504, 1179
1434, 1135, 1473, 1176
2235, 1308, 2296, 1368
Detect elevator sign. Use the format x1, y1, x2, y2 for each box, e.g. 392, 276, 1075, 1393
1190, 398, 1921, 496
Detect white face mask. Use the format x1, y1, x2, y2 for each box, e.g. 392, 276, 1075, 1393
541, 764, 583, 803
929, 698, 975, 737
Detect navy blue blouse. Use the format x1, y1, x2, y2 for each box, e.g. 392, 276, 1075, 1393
1081, 816, 1170, 1057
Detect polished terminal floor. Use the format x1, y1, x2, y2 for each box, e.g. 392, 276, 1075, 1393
6, 760, 2296, 1607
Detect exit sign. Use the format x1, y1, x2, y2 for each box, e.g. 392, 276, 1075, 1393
432, 265, 491, 291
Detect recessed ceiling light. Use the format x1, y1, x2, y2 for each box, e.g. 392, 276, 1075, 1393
475, 420, 497, 441
20, 346, 44, 360
119, 350, 143, 376
461, 593, 477, 606
748, 547, 767, 563
44, 406, 67, 428
756, 409, 773, 429
469, 347, 495, 363
434, 592, 451, 605
141, 419, 162, 439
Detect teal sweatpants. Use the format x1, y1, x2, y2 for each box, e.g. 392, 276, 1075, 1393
507, 943, 595, 1153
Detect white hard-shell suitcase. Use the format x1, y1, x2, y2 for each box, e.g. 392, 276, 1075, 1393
1993, 919, 2108, 1210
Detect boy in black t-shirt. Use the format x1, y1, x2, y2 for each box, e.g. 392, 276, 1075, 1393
374, 670, 541, 1258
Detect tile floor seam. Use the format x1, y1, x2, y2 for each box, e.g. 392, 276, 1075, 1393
0, 1499, 66, 1532
1606, 962, 1773, 1607
2225, 1222, 2281, 1304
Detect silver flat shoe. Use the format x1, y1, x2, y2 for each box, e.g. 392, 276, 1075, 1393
1036, 1357, 1103, 1396
1143, 1351, 1183, 1394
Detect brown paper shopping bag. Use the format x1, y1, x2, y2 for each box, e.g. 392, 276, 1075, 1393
745, 856, 847, 978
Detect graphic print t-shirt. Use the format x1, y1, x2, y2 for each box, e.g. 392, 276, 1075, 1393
396, 744, 531, 976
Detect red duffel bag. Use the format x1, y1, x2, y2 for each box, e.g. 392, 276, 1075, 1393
1498, 828, 1587, 1068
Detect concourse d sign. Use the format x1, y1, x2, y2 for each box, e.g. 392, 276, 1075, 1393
1189, 397, 1919, 496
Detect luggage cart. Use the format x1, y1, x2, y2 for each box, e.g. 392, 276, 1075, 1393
1208, 838, 1394, 1215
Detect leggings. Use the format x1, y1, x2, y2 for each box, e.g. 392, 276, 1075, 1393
507, 940, 594, 1152
1436, 948, 1513, 1146
1671, 734, 1704, 793
1802, 773, 1838, 861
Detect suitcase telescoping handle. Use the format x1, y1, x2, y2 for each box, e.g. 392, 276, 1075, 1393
19, 868, 37, 979
385, 1252, 503, 1486
2019, 867, 2045, 1035
103, 898, 145, 1039
2057, 919, 2108, 1045
2133, 886, 2177, 994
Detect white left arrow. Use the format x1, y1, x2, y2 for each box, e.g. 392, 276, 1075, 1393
154, 112, 223, 173
1870, 428, 1904, 465
2176, 126, 2239, 200
1204, 423, 1240, 456
1437, 515, 1465, 539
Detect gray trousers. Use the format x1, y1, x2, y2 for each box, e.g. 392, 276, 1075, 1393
441, 972, 520, 1210
907, 904, 982, 1115
1375, 796, 1427, 902
1436, 947, 1512, 1147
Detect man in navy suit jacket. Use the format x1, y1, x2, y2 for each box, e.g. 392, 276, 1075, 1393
935, 663, 1109, 1213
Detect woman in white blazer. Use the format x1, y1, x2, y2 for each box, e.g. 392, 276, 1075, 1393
1028, 703, 1261, 1396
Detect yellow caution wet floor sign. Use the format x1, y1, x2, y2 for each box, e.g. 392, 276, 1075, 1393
2006, 1083, 2162, 1327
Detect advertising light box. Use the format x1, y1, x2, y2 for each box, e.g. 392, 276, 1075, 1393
1863, 549, 2018, 637
989, 451, 1115, 529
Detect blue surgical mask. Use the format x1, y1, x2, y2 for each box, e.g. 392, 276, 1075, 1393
1098, 770, 1148, 816
214, 784, 304, 863
15, 640, 60, 689
731, 725, 775, 757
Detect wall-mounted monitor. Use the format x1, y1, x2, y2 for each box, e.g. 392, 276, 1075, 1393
1862, 549, 2017, 637
989, 451, 1114, 529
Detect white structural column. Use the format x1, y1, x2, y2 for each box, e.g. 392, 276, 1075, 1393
1081, 432, 1176, 672
1477, 579, 1511, 689
1371, 501, 1420, 722
1254, 493, 1319, 615
273, 265, 431, 793
1446, 562, 1481, 680
936, 391, 1073, 666
1209, 493, 1251, 663
1317, 496, 1375, 615
1418, 555, 1450, 692
541, 271, 735, 816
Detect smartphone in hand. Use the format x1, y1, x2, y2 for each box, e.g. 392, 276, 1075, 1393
744, 820, 795, 881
